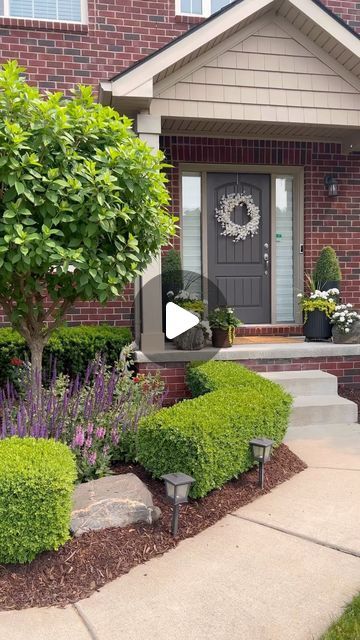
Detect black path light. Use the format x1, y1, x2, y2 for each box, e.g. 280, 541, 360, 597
161, 472, 195, 536
249, 438, 274, 489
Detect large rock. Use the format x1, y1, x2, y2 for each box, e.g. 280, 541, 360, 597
71, 474, 161, 537
333, 322, 360, 344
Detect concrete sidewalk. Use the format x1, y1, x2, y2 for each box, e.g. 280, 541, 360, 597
2, 422, 360, 640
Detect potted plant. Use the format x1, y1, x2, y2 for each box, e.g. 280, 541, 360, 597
208, 307, 242, 348
169, 290, 209, 350
298, 286, 339, 341
331, 304, 360, 344
313, 246, 342, 292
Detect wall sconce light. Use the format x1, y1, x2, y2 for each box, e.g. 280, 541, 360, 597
324, 175, 338, 197
249, 438, 274, 489
161, 472, 195, 536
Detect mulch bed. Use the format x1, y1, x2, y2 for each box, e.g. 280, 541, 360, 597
339, 384, 360, 420
0, 444, 306, 611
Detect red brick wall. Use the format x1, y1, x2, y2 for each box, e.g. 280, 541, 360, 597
0, 2, 200, 93
138, 356, 360, 404
322, 0, 360, 30
163, 137, 360, 308
0, 285, 134, 327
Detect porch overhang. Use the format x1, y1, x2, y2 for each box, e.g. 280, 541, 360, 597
100, 0, 360, 152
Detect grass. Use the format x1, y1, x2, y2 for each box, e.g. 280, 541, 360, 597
321, 593, 360, 639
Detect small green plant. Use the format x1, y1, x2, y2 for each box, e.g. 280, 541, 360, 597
313, 247, 342, 288
208, 306, 242, 343
171, 290, 205, 316
162, 249, 183, 298
0, 437, 77, 564
138, 361, 291, 498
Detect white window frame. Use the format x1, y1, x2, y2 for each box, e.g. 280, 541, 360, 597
175, 0, 233, 18
1, 0, 87, 23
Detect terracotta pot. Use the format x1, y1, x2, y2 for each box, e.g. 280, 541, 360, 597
211, 328, 232, 348
303, 310, 332, 341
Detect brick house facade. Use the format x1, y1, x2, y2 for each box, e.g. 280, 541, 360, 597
0, 0, 359, 328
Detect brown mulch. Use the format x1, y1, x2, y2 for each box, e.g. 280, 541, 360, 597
339, 384, 360, 420
0, 444, 306, 611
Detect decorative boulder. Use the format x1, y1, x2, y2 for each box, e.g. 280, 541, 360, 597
173, 325, 205, 350
332, 323, 360, 344
71, 474, 161, 537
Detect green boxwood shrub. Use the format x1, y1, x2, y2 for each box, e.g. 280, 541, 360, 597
137, 361, 292, 498
0, 325, 132, 387
0, 437, 77, 564
313, 246, 342, 287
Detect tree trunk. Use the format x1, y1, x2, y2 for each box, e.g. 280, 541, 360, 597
29, 337, 45, 399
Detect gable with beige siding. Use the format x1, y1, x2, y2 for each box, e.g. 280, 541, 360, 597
151, 19, 360, 127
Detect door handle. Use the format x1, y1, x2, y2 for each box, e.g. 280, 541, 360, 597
263, 252, 269, 275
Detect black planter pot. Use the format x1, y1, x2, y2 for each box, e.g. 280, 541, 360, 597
320, 280, 340, 292
303, 310, 332, 341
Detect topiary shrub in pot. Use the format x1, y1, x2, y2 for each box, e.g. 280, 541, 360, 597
313, 246, 342, 292
162, 249, 183, 300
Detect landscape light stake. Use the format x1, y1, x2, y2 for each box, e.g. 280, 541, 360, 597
161, 472, 195, 536
249, 438, 274, 489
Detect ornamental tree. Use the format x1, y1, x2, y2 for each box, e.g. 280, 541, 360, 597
0, 61, 174, 387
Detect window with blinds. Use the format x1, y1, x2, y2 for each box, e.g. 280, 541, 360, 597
177, 0, 234, 17
3, 0, 83, 21
181, 173, 202, 297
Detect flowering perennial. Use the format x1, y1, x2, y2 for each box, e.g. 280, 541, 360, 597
331, 304, 360, 334
297, 288, 339, 321
0, 359, 165, 481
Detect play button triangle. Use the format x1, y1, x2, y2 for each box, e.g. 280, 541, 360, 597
165, 302, 200, 340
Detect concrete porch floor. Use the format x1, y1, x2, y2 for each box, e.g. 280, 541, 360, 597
136, 340, 360, 362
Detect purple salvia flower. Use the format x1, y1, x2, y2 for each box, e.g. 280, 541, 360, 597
72, 427, 85, 448
85, 436, 93, 449
87, 451, 97, 466
95, 426, 106, 439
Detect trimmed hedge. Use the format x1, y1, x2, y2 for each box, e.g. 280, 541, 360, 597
0, 437, 77, 564
186, 360, 278, 397
137, 361, 292, 498
0, 325, 132, 386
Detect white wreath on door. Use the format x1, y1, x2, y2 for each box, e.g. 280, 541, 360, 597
215, 192, 261, 242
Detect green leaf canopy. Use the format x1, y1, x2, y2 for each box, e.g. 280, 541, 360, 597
0, 60, 174, 339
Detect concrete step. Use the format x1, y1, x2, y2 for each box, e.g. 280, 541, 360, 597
261, 370, 338, 396
290, 395, 358, 428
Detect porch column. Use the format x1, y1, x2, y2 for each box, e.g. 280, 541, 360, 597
136, 113, 165, 352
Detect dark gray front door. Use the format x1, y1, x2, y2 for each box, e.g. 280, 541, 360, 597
207, 173, 271, 324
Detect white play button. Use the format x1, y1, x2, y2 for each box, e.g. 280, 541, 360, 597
165, 302, 200, 340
